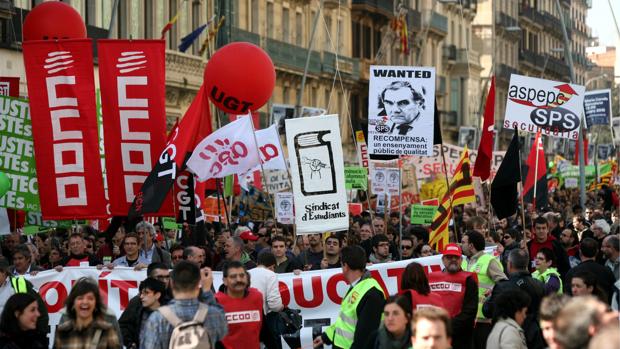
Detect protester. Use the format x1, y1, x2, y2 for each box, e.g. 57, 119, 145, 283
527, 216, 570, 278
564, 238, 615, 302
554, 296, 619, 349
119, 263, 170, 349
314, 245, 385, 349
427, 243, 478, 349
183, 246, 206, 267
0, 293, 46, 349
532, 247, 563, 295
169, 244, 184, 267
366, 294, 412, 349
486, 289, 530, 349
369, 234, 393, 264
410, 306, 452, 349
248, 251, 284, 348
539, 294, 570, 349
483, 249, 545, 349
461, 230, 507, 347
57, 233, 102, 268
321, 234, 343, 269
271, 236, 300, 273
570, 270, 608, 301
135, 221, 172, 268
55, 277, 121, 349
401, 262, 444, 309
400, 234, 416, 259
9, 244, 43, 276
297, 234, 324, 270
601, 235, 619, 280
140, 261, 227, 349
112, 233, 149, 268
500, 228, 521, 270
216, 261, 264, 348
217, 236, 257, 271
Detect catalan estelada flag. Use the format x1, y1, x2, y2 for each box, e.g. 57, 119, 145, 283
429, 147, 476, 251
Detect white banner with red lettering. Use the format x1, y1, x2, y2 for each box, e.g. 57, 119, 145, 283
98, 40, 168, 215
188, 116, 261, 181
23, 39, 107, 219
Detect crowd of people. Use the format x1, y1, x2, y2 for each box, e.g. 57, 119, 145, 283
0, 186, 618, 349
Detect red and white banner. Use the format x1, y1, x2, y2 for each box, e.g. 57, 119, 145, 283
98, 40, 168, 215
23, 39, 106, 219
26, 247, 496, 344
188, 116, 261, 181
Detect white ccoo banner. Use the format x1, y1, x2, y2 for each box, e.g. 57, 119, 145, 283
285, 115, 349, 234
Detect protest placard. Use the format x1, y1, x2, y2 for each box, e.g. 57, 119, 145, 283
410, 204, 437, 225
275, 192, 294, 224
503, 74, 585, 139
0, 95, 39, 212
344, 166, 368, 190
584, 89, 612, 127
368, 66, 435, 156
285, 115, 348, 234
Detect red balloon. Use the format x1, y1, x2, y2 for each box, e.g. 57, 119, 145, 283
204, 42, 276, 114
23, 1, 87, 41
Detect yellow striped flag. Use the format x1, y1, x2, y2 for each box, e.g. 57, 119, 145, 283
160, 12, 180, 39
428, 147, 476, 251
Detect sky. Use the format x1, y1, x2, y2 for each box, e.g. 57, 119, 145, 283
587, 0, 620, 46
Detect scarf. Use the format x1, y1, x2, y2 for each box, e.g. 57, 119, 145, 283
376, 324, 412, 349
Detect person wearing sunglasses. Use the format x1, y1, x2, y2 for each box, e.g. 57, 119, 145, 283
400, 234, 416, 260
500, 228, 520, 271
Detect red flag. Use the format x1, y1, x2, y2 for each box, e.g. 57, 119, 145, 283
574, 135, 588, 165
160, 13, 179, 39
23, 39, 106, 219
522, 132, 547, 208
98, 40, 168, 215
128, 85, 213, 218
473, 76, 495, 181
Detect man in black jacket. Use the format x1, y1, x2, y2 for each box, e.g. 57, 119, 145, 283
483, 248, 546, 349
564, 238, 616, 303
119, 263, 170, 349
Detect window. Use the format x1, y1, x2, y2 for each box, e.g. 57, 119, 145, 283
282, 7, 290, 42
450, 78, 459, 122
363, 25, 371, 58
117, 0, 128, 39
283, 86, 290, 104
192, 0, 201, 54
267, 2, 274, 38
324, 15, 332, 51
167, 0, 178, 49
144, 0, 153, 39
86, 0, 97, 26
296, 12, 302, 46
251, 0, 259, 33
312, 87, 318, 107
352, 21, 360, 57
338, 18, 343, 52
129, 0, 140, 39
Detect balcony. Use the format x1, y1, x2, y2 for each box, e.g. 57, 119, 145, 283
324, 0, 347, 8
456, 48, 480, 68
351, 0, 393, 16
230, 26, 260, 45
322, 51, 360, 80
546, 56, 570, 79
442, 44, 457, 61
407, 8, 423, 32
519, 6, 545, 26
265, 37, 322, 74
497, 63, 519, 83
542, 11, 567, 38
428, 11, 448, 37
571, 52, 590, 67
495, 11, 520, 40
519, 49, 545, 69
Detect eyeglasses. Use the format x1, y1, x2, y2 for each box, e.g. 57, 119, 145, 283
401, 245, 413, 250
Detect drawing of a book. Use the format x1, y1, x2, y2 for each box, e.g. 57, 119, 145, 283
294, 131, 337, 196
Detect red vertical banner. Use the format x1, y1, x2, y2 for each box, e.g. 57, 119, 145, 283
23, 39, 106, 219
98, 40, 168, 215
0, 77, 19, 97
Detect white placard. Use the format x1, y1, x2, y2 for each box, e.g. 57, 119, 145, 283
503, 74, 585, 139
368, 66, 435, 156
285, 115, 349, 234
275, 192, 294, 224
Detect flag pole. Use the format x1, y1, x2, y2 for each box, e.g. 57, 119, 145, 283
398, 156, 403, 260
273, 129, 298, 240
247, 115, 277, 220
440, 145, 457, 240
515, 128, 527, 231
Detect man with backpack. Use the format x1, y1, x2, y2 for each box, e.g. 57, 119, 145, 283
140, 261, 227, 349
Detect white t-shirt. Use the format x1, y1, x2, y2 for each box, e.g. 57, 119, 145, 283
248, 266, 283, 314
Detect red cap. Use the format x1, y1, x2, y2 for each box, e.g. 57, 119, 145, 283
155, 233, 165, 242
240, 230, 259, 241
442, 243, 462, 257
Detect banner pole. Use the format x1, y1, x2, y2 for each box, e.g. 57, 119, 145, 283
515, 129, 527, 232
398, 156, 403, 260
533, 133, 540, 210
440, 145, 457, 241
274, 128, 298, 239
220, 182, 232, 228
247, 114, 277, 221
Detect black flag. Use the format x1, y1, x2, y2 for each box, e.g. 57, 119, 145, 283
491, 132, 521, 219
433, 101, 442, 145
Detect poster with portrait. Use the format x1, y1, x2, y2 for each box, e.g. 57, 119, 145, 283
275, 192, 294, 225
285, 115, 348, 234
368, 66, 435, 156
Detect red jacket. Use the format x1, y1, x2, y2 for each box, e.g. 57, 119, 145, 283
215, 287, 263, 349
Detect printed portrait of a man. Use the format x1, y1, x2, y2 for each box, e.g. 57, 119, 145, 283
378, 81, 426, 135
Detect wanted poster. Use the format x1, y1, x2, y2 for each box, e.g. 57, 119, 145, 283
285, 115, 348, 234
503, 74, 585, 139
368, 66, 435, 156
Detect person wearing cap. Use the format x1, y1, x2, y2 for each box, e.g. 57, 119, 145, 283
239, 229, 260, 262
427, 243, 479, 349
461, 230, 507, 348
